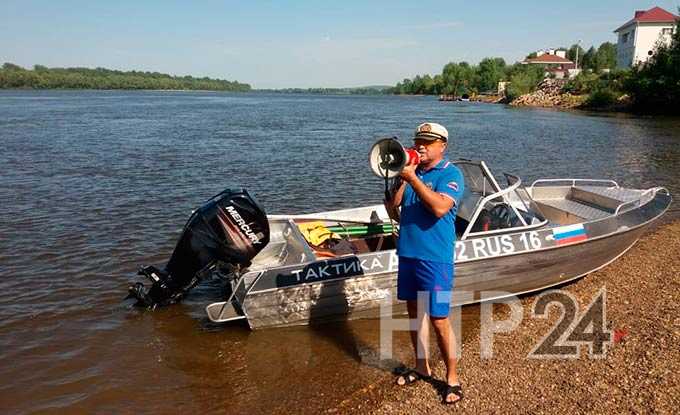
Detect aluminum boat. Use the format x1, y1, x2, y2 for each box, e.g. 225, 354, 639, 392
200, 160, 671, 329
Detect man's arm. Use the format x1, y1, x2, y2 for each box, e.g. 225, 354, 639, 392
400, 163, 454, 218
384, 178, 406, 222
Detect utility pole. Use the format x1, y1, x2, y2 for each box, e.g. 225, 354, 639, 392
575, 39, 582, 69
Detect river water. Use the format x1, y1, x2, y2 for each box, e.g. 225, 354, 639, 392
1, 91, 679, 414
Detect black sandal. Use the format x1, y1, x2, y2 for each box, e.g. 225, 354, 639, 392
442, 383, 464, 405
395, 369, 431, 386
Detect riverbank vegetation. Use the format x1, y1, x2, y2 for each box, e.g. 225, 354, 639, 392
391, 42, 617, 98
0, 63, 251, 91
392, 20, 680, 115
624, 17, 680, 113
565, 15, 680, 113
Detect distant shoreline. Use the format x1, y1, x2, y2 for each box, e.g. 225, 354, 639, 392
0, 63, 251, 92
0, 88, 243, 93
0, 64, 393, 94
0, 87, 392, 95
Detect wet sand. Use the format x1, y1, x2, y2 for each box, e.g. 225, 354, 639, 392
327, 220, 680, 414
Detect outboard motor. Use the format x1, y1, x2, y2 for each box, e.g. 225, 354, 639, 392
127, 188, 270, 308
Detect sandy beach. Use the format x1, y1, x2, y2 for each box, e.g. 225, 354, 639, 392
325, 220, 680, 414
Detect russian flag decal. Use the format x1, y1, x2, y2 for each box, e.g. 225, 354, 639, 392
552, 224, 588, 245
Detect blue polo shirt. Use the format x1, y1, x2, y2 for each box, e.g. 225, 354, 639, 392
397, 159, 465, 264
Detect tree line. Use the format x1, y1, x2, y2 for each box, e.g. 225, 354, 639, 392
392, 42, 617, 96
0, 63, 251, 91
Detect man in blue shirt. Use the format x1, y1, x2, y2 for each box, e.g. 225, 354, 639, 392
385, 122, 465, 405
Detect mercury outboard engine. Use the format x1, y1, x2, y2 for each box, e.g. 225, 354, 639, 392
127, 188, 270, 308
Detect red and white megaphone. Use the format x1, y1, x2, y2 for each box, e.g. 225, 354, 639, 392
368, 138, 420, 178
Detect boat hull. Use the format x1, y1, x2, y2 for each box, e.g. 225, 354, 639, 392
210, 189, 670, 329
241, 224, 645, 329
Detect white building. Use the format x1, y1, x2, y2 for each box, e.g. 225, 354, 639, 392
614, 6, 678, 68
533, 48, 567, 59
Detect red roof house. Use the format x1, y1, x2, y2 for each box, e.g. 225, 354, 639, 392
614, 6, 679, 68
524, 54, 575, 65
615, 6, 678, 32
522, 53, 576, 78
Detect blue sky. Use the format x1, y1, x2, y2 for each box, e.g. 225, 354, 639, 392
1, 1, 678, 88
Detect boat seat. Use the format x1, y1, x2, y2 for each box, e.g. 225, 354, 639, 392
537, 199, 610, 221
571, 186, 640, 211
249, 241, 289, 269
533, 185, 642, 223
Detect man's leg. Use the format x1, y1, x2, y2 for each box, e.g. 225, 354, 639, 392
431, 315, 460, 402
430, 316, 457, 384
407, 299, 431, 377
426, 261, 459, 387
397, 257, 431, 381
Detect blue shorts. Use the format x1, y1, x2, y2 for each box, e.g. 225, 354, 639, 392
397, 256, 454, 318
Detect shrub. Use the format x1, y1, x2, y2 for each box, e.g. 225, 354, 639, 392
623, 10, 680, 113
562, 72, 600, 94
505, 66, 544, 100
585, 87, 619, 108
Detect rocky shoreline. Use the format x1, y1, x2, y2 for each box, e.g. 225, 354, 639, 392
508, 78, 586, 109
470, 78, 632, 112
328, 220, 680, 414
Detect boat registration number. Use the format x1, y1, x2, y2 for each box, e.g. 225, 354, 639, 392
455, 231, 548, 261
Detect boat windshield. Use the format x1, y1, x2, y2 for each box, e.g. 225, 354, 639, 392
455, 161, 501, 196
453, 160, 546, 239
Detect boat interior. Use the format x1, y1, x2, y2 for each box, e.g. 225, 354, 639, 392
529, 182, 646, 225
249, 161, 653, 270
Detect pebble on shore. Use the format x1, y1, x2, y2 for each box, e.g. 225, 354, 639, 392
334, 220, 680, 414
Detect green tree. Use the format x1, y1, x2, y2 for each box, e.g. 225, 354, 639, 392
3, 62, 24, 71
476, 57, 506, 92
441, 62, 460, 94
567, 44, 586, 67
581, 46, 596, 71
441, 61, 475, 96
432, 74, 444, 94
594, 42, 617, 71
458, 62, 477, 94
421, 74, 435, 94
505, 64, 545, 100
411, 75, 424, 94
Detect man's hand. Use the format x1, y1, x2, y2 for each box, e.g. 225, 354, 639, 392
384, 176, 407, 222
399, 161, 418, 184
402, 164, 455, 218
